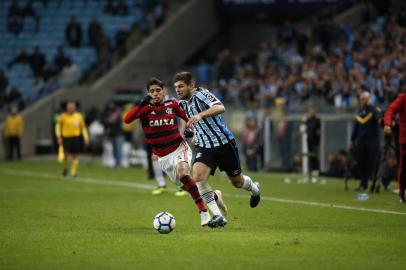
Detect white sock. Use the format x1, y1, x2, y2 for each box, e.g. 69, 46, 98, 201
196, 181, 222, 216
242, 175, 259, 195
153, 160, 166, 187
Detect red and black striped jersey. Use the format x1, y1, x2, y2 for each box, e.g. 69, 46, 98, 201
124, 99, 188, 157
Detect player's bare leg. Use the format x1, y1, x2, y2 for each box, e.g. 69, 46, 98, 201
193, 162, 227, 228
70, 154, 79, 177
176, 161, 210, 226
62, 153, 68, 176
228, 174, 260, 208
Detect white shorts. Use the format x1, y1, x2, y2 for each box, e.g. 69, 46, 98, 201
157, 141, 192, 186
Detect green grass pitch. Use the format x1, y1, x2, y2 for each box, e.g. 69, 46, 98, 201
0, 160, 405, 270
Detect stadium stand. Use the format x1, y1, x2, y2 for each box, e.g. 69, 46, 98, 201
0, 0, 147, 110
190, 6, 406, 111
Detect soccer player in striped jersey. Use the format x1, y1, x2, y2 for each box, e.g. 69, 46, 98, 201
124, 78, 211, 226
174, 71, 261, 228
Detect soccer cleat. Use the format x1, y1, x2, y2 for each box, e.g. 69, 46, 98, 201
152, 187, 167, 195
400, 195, 406, 204
174, 190, 188, 197
200, 210, 211, 227
250, 182, 261, 208
62, 169, 67, 176
207, 215, 228, 228
214, 190, 228, 216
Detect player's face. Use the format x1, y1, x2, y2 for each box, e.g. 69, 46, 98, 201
67, 102, 76, 113
175, 80, 193, 100
148, 85, 165, 104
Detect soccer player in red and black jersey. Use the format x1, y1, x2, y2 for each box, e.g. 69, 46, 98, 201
124, 78, 215, 226
384, 91, 406, 203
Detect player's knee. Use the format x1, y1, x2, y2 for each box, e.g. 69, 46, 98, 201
193, 172, 206, 182
230, 175, 244, 188
231, 180, 243, 188
177, 170, 187, 180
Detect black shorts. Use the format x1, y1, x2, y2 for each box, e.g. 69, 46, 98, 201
63, 136, 81, 154
194, 140, 242, 177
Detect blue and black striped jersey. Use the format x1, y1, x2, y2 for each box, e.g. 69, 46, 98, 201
180, 87, 234, 148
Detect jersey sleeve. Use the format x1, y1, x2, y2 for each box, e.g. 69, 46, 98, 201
173, 100, 188, 122
195, 89, 222, 108
79, 114, 89, 141
384, 95, 403, 126
55, 114, 63, 138
124, 104, 145, 123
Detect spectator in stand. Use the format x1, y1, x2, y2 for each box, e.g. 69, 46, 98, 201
65, 16, 82, 47
22, 0, 40, 32
104, 0, 115, 15
115, 0, 129, 16
0, 70, 8, 109
59, 62, 80, 88
7, 48, 31, 69
53, 46, 72, 74
7, 0, 23, 36
6, 87, 25, 111
30, 46, 46, 78
153, 1, 166, 27
196, 59, 212, 85
115, 27, 129, 57
3, 106, 24, 160
0, 70, 9, 95
215, 49, 235, 81
87, 17, 103, 48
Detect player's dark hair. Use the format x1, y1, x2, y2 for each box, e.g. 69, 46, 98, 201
147, 78, 164, 90
173, 72, 193, 85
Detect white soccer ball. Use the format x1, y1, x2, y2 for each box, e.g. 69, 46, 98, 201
153, 212, 175, 234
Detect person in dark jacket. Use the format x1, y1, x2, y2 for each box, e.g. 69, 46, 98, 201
349, 91, 381, 191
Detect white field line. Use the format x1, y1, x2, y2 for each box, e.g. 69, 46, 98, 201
1, 168, 406, 217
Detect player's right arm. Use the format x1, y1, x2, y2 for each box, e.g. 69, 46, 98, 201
186, 89, 225, 127
123, 104, 145, 123
55, 114, 63, 145
124, 96, 151, 123
384, 94, 404, 134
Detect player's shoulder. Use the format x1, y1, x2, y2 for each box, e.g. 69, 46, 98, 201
195, 87, 217, 101
163, 98, 180, 107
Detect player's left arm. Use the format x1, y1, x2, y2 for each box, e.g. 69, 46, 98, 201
383, 95, 403, 134
187, 90, 225, 126
80, 114, 89, 145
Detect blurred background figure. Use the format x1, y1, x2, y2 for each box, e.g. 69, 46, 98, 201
349, 92, 381, 191
239, 114, 262, 172
3, 107, 23, 160
306, 107, 321, 176
103, 103, 124, 168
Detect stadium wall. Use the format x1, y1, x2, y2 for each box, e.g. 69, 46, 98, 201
0, 0, 220, 159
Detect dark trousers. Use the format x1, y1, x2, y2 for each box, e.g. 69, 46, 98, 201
398, 144, 406, 197
355, 140, 380, 189
7, 136, 21, 160
308, 142, 319, 172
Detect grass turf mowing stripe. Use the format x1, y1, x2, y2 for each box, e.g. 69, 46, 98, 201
1, 168, 406, 216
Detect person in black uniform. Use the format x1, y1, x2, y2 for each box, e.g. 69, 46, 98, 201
306, 107, 321, 176
349, 91, 381, 191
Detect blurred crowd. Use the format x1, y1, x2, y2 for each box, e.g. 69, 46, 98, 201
1, 0, 167, 111
196, 10, 406, 111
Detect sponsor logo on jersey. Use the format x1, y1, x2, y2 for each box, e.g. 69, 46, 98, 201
150, 111, 156, 115
149, 119, 175, 127
166, 108, 173, 114
201, 91, 216, 102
